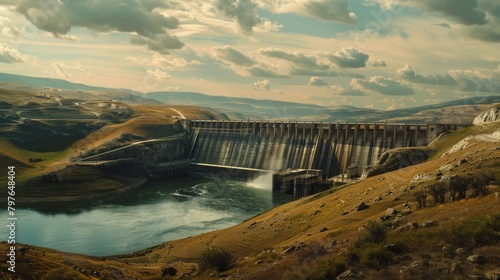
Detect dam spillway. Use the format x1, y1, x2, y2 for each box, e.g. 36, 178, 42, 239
186, 120, 463, 178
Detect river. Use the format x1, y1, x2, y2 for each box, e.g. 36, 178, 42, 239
5, 176, 295, 256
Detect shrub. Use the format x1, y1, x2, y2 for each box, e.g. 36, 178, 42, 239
306, 259, 348, 280
428, 182, 446, 204
359, 244, 394, 269
346, 251, 360, 265
449, 214, 500, 249
449, 176, 468, 201
414, 192, 427, 208
469, 173, 493, 197
360, 220, 387, 245
198, 247, 233, 272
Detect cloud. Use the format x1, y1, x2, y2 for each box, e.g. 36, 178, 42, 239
370, 59, 387, 67
463, 22, 500, 42
290, 68, 365, 78
261, 0, 357, 24
127, 54, 203, 70
45, 32, 80, 42
50, 62, 70, 78
0, 16, 20, 37
417, 0, 487, 25
435, 23, 451, 29
212, 45, 255, 67
130, 34, 184, 54
327, 48, 369, 68
352, 76, 415, 95
397, 64, 500, 93
14, 0, 183, 54
214, 0, 261, 35
308, 76, 327, 86
251, 79, 271, 90
259, 48, 328, 70
46, 62, 89, 78
147, 68, 172, 80
330, 84, 367, 96
0, 43, 27, 63
248, 67, 288, 78
397, 65, 457, 86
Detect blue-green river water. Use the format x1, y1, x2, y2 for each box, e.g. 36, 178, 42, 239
3, 176, 295, 256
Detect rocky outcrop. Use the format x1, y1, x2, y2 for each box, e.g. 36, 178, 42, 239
473, 105, 500, 125
361, 148, 431, 179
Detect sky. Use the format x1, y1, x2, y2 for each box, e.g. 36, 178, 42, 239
0, 0, 499, 110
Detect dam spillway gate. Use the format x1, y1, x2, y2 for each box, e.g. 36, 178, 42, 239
185, 120, 463, 179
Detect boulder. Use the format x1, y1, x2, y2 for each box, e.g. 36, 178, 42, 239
337, 270, 353, 279
467, 254, 485, 264
162, 267, 177, 276
473, 106, 500, 125
356, 202, 369, 211
386, 208, 397, 217
361, 148, 431, 179
422, 220, 437, 227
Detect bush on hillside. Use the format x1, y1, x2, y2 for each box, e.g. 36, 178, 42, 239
449, 213, 500, 249
198, 247, 233, 272
428, 182, 447, 204
358, 220, 387, 245
414, 191, 427, 208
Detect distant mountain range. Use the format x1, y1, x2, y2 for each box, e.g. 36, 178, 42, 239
1, 72, 499, 123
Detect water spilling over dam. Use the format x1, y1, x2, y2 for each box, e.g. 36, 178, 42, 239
186, 120, 463, 178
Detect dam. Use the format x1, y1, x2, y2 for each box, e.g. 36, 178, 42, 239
76, 119, 465, 194
184, 120, 463, 178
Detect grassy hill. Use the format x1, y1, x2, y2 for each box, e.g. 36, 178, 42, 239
1, 120, 498, 280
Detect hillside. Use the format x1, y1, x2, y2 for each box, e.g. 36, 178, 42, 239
0, 92, 226, 205
1, 119, 498, 279
2, 73, 499, 123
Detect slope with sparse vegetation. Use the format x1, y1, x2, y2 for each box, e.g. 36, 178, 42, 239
1, 108, 499, 279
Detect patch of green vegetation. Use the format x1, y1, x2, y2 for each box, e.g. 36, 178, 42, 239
448, 213, 500, 249
303, 259, 348, 280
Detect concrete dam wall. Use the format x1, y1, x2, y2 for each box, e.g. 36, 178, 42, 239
187, 120, 463, 178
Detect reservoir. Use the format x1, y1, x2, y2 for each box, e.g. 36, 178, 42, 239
5, 176, 295, 256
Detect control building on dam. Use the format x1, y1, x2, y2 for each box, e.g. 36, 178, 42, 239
184, 120, 464, 179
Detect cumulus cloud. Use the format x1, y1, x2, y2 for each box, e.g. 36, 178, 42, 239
0, 16, 20, 37
327, 48, 369, 68
13, 0, 183, 54
386, 0, 500, 42
0, 43, 28, 63
308, 76, 327, 86
214, 0, 261, 35
397, 65, 457, 86
212, 45, 367, 78
51, 62, 70, 78
46, 62, 89, 78
418, 0, 487, 25
248, 67, 288, 78
260, 48, 328, 70
352, 76, 415, 95
130, 34, 184, 54
252, 79, 271, 90
127, 54, 202, 70
464, 22, 500, 42
330, 84, 367, 96
212, 45, 256, 67
370, 59, 387, 67
398, 64, 500, 93
147, 68, 172, 80
260, 0, 357, 24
